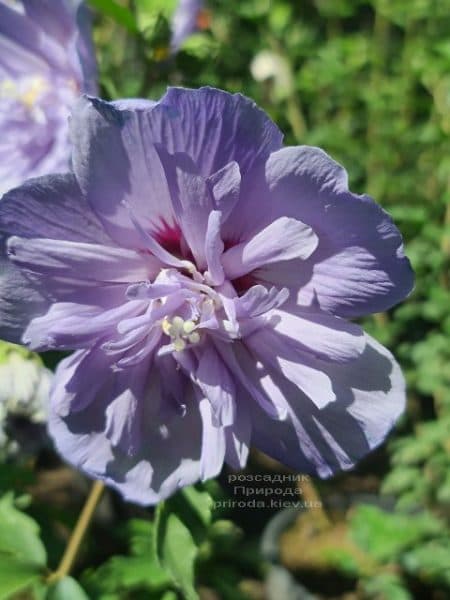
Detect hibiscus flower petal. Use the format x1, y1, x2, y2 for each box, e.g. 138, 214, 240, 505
249, 334, 405, 477
222, 217, 318, 279
0, 174, 111, 342
70, 97, 175, 248
48, 354, 208, 505
7, 237, 155, 283
0, 2, 70, 71
196, 345, 236, 427
145, 86, 283, 177
269, 306, 366, 363
23, 0, 97, 93
228, 146, 414, 317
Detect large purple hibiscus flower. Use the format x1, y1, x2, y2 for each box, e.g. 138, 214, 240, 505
0, 88, 414, 504
0, 0, 97, 197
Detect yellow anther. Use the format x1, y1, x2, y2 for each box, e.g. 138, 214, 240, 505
184, 262, 197, 274
188, 332, 201, 344
171, 315, 184, 332
182, 320, 196, 334
173, 338, 187, 352
161, 317, 172, 336
162, 315, 200, 350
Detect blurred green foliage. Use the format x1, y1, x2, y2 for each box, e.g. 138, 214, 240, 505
82, 482, 259, 599
82, 518, 173, 598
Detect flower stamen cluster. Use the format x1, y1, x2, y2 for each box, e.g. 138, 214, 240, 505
162, 315, 200, 351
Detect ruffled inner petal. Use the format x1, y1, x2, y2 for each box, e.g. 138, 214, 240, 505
231, 146, 413, 317
222, 216, 318, 280
196, 345, 236, 427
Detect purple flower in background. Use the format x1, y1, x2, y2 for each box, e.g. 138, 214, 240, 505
0, 0, 97, 197
171, 0, 204, 51
0, 87, 414, 504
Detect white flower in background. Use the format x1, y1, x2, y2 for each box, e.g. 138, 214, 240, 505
250, 50, 293, 100
0, 341, 51, 456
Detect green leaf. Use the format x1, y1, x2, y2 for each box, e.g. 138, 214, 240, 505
436, 471, 450, 504
208, 520, 243, 551
82, 519, 171, 597
402, 540, 450, 587
46, 577, 89, 600
388, 206, 427, 223
160, 592, 178, 600
349, 505, 443, 563
84, 555, 171, 594
0, 493, 46, 567
236, 0, 271, 18
88, 0, 138, 33
181, 485, 214, 528
153, 484, 220, 598
181, 34, 218, 60
0, 464, 36, 496
362, 573, 412, 600
381, 467, 422, 495
0, 556, 43, 600
127, 519, 154, 557
155, 504, 199, 600
320, 547, 361, 577
0, 494, 47, 599
394, 486, 428, 512
135, 0, 177, 30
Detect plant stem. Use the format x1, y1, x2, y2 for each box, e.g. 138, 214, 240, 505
267, 33, 308, 140
48, 480, 105, 583
287, 95, 307, 141
300, 477, 331, 530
